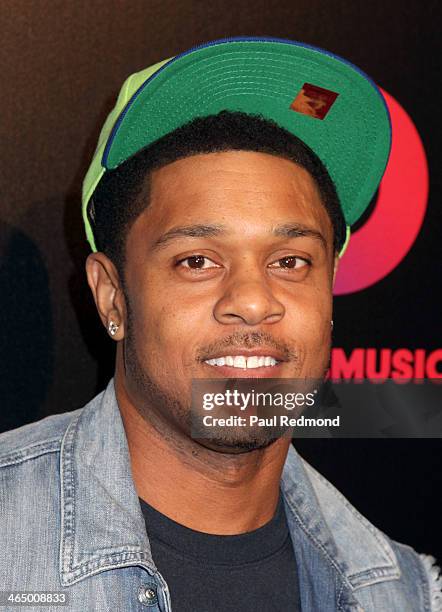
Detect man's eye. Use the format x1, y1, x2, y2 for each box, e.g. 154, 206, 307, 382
268, 256, 311, 270
175, 255, 310, 272
177, 255, 219, 270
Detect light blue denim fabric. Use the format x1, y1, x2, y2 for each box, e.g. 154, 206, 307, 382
0, 379, 440, 611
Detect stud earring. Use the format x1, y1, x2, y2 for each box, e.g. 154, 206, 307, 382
331, 320, 334, 329
108, 321, 119, 337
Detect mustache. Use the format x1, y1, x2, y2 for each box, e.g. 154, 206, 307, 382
197, 330, 298, 362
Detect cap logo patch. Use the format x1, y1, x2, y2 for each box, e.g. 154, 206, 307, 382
290, 83, 339, 120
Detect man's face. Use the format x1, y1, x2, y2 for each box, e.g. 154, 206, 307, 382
120, 150, 338, 451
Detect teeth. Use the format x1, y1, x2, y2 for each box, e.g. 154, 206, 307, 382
247, 356, 259, 369
204, 355, 278, 369
234, 355, 247, 368
205, 359, 218, 366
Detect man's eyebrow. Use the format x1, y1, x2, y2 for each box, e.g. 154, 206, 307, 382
151, 224, 228, 251
150, 222, 326, 251
272, 222, 327, 249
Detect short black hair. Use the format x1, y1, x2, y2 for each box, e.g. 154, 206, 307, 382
88, 111, 346, 275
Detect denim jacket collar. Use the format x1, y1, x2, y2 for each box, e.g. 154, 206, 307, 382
60, 380, 156, 585
59, 379, 400, 608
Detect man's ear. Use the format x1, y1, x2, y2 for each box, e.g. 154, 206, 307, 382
85, 252, 126, 340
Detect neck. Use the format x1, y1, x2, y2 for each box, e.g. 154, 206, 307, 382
114, 369, 291, 535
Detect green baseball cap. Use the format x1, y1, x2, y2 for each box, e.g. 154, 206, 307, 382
82, 37, 391, 256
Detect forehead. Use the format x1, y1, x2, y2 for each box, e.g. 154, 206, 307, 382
132, 150, 333, 246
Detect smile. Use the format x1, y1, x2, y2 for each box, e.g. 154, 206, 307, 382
204, 355, 279, 369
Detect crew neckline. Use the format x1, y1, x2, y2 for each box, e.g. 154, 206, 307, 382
138, 488, 289, 566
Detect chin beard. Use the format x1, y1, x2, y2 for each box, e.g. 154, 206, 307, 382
192, 431, 284, 454
123, 330, 292, 454
191, 416, 292, 454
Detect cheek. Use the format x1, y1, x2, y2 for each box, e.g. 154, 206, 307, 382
128, 277, 207, 374
285, 277, 332, 326
285, 284, 332, 367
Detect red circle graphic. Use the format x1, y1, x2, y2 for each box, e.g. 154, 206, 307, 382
334, 88, 429, 295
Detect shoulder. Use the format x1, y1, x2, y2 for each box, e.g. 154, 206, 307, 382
0, 407, 83, 469
392, 542, 442, 612
0, 385, 110, 469
301, 456, 442, 610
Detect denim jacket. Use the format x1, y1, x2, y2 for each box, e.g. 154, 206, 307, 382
0, 379, 440, 612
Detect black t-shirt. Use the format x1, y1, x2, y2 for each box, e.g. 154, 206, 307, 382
139, 489, 301, 611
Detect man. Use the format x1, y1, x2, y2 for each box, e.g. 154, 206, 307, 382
0, 37, 440, 611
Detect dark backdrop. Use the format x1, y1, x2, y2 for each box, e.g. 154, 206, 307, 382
0, 1, 441, 560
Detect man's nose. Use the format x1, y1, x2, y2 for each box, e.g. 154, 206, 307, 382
213, 266, 285, 326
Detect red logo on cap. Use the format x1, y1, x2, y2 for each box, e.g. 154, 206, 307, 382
290, 83, 339, 120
